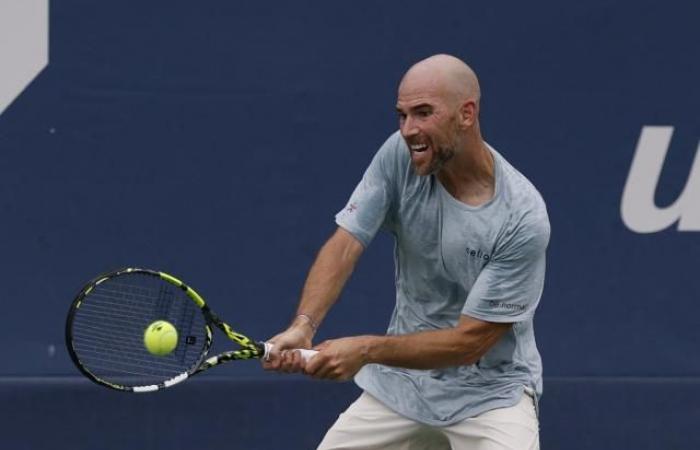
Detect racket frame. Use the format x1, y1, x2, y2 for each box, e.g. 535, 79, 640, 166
65, 267, 266, 393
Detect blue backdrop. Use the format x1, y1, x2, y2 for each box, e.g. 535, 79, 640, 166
1, 1, 698, 448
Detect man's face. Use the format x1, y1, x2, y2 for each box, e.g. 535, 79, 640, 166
396, 80, 461, 176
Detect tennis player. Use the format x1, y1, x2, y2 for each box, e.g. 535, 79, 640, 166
264, 54, 549, 450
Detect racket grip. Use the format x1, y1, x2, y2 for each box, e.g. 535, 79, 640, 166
263, 342, 318, 362
297, 348, 319, 362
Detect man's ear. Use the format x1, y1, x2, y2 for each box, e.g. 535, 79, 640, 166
460, 100, 477, 127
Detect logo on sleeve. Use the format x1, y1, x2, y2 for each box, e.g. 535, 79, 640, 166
486, 300, 526, 312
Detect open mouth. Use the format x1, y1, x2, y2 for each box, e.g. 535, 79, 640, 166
410, 143, 429, 153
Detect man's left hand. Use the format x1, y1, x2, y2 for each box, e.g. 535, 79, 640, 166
304, 336, 371, 381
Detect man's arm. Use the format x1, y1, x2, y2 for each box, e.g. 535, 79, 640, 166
304, 315, 511, 380
263, 227, 364, 371
295, 227, 364, 328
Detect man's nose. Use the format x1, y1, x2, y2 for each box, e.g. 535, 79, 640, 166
401, 116, 419, 138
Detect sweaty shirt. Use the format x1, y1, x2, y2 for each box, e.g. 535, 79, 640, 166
335, 131, 550, 426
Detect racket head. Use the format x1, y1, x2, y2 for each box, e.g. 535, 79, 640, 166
65, 268, 212, 392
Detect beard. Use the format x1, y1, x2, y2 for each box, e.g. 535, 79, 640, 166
411, 143, 456, 176
425, 144, 455, 175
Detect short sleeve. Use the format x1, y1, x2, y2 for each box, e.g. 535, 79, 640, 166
335, 132, 402, 248
462, 210, 550, 323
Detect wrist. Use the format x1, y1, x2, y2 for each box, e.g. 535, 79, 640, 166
360, 335, 381, 364
291, 314, 318, 336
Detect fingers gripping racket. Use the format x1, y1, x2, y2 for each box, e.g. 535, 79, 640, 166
65, 268, 316, 392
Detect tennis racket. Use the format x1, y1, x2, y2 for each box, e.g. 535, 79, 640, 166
65, 267, 316, 392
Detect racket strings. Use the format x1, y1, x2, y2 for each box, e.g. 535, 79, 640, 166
76, 293, 199, 365
72, 319, 196, 365
70, 273, 208, 388
72, 339, 190, 372
94, 283, 159, 302
176, 292, 199, 365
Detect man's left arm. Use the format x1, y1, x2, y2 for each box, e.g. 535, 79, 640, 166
304, 315, 510, 381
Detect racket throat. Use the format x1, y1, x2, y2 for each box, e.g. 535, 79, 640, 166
202, 306, 265, 357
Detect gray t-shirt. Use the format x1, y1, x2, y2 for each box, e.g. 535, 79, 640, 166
335, 131, 550, 426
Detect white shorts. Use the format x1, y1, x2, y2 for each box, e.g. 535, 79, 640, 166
317, 391, 539, 450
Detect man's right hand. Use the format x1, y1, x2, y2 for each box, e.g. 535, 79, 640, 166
262, 318, 315, 373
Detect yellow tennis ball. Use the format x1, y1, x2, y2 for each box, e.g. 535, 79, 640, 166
144, 320, 178, 356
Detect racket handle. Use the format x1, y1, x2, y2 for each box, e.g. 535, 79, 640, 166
297, 348, 319, 361
263, 342, 318, 362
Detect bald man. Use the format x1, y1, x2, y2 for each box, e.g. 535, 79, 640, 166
264, 54, 549, 450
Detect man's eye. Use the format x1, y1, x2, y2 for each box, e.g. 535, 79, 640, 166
417, 110, 431, 117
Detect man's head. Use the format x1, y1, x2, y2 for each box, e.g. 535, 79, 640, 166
396, 54, 482, 176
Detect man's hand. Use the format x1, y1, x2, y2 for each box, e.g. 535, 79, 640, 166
262, 321, 314, 373
304, 336, 372, 381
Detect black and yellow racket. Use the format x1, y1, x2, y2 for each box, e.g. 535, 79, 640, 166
65, 267, 316, 392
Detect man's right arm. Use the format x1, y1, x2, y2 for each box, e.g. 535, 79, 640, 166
263, 226, 364, 371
